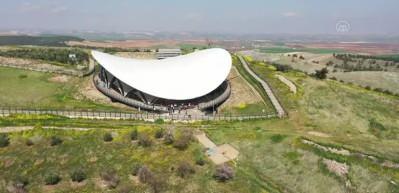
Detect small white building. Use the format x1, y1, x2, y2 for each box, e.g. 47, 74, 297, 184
156, 49, 182, 60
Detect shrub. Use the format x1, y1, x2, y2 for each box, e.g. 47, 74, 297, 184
194, 149, 206, 166
130, 129, 138, 141
137, 166, 154, 184
103, 133, 113, 142
70, 169, 86, 182
117, 184, 134, 193
148, 176, 165, 193
18, 74, 28, 79
154, 118, 164, 124
138, 134, 152, 147
137, 166, 164, 193
100, 169, 120, 189
176, 162, 195, 178
50, 136, 62, 146
25, 139, 34, 146
173, 129, 193, 150
8, 176, 29, 193
0, 134, 10, 147
154, 128, 164, 139
213, 164, 234, 182
44, 173, 61, 185
131, 163, 142, 176
163, 130, 174, 145
270, 134, 286, 143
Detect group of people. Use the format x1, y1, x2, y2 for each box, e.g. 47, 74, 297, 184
168, 103, 193, 114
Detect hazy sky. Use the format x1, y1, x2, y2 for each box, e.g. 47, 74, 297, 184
1, 0, 398, 35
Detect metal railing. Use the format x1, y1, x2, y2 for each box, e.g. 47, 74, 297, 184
0, 107, 277, 122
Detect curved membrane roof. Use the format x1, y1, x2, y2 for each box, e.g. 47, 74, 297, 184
92, 48, 232, 100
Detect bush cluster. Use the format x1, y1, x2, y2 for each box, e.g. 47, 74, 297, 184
138, 166, 165, 193
213, 164, 234, 182
154, 128, 164, 139
176, 162, 195, 178
70, 169, 87, 183
163, 130, 174, 145
103, 133, 113, 142
173, 129, 193, 150
138, 134, 152, 147
130, 129, 138, 141
9, 177, 29, 193
0, 134, 10, 147
50, 136, 63, 146
100, 169, 120, 189
44, 173, 61, 185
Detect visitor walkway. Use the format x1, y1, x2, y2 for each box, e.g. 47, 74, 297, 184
237, 55, 286, 118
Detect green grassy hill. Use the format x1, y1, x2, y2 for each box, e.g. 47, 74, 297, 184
0, 57, 398, 193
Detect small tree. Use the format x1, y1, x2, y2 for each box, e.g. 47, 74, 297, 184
130, 129, 138, 141
214, 164, 234, 182
176, 162, 195, 178
154, 128, 164, 139
0, 134, 10, 147
103, 133, 113, 142
101, 169, 120, 189
314, 68, 329, 79
138, 134, 152, 147
50, 136, 62, 146
70, 169, 86, 183
45, 173, 61, 185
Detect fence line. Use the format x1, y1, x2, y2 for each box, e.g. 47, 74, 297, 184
0, 107, 277, 122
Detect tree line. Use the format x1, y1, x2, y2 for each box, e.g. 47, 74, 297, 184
0, 48, 89, 65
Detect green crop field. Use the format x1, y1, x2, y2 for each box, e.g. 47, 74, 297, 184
259, 47, 345, 54
0, 58, 398, 193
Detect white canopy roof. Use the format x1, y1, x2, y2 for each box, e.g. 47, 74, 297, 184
92, 48, 232, 100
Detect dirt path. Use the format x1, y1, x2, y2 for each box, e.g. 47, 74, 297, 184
194, 132, 239, 165
276, 74, 297, 94
0, 126, 93, 133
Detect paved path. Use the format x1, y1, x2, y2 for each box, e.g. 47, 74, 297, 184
194, 132, 239, 165
238, 55, 286, 117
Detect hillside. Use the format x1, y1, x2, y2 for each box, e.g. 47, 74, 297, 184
0, 35, 83, 46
